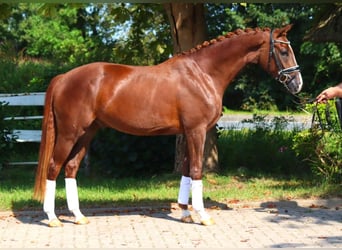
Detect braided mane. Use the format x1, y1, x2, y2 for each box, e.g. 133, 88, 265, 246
179, 27, 271, 56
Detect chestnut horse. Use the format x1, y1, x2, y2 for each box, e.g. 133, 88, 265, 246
33, 24, 302, 227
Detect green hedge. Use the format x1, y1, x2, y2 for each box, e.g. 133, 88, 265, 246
218, 115, 309, 176
88, 129, 176, 178
293, 100, 342, 183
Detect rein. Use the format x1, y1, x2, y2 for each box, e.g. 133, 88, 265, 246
311, 98, 342, 132
268, 29, 300, 90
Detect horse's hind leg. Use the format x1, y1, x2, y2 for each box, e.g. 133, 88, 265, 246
64, 156, 88, 225
43, 123, 97, 227
44, 179, 61, 227
64, 125, 98, 225
44, 136, 76, 227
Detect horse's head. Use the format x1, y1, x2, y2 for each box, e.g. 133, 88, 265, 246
262, 24, 303, 94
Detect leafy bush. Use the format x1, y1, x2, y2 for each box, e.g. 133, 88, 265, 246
292, 100, 342, 183
0, 59, 67, 93
0, 101, 16, 168
88, 129, 175, 178
218, 114, 307, 175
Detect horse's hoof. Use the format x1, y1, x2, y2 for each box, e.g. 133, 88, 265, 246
48, 218, 63, 227
201, 217, 215, 226
180, 215, 194, 223
75, 216, 90, 225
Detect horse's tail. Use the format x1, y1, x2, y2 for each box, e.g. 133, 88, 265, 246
33, 77, 59, 203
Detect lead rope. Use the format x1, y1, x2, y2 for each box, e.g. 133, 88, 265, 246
311, 102, 325, 131
311, 100, 342, 133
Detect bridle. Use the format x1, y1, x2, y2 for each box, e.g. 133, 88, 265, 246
268, 29, 300, 90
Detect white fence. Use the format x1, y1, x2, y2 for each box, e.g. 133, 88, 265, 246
0, 92, 45, 165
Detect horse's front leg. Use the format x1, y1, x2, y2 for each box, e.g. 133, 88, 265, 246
177, 140, 194, 223
186, 128, 215, 226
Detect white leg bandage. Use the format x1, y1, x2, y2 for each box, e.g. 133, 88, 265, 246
177, 176, 192, 205
43, 180, 57, 221
65, 178, 84, 221
191, 180, 211, 221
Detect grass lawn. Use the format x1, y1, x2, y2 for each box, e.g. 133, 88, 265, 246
0, 164, 341, 212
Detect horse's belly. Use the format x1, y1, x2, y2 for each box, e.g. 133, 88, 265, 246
98, 111, 182, 136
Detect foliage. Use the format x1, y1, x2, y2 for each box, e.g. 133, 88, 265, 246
292, 100, 342, 183
21, 12, 92, 64
0, 59, 68, 93
314, 132, 342, 182
110, 3, 172, 65
309, 99, 342, 132
88, 129, 175, 178
300, 41, 342, 95
0, 3, 171, 67
0, 102, 16, 168
218, 114, 307, 175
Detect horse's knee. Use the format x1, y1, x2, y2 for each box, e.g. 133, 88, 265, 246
189, 167, 202, 180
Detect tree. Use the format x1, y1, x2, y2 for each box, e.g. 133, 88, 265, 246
304, 3, 342, 43
164, 3, 219, 174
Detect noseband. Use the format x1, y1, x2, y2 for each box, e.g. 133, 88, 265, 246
268, 29, 300, 89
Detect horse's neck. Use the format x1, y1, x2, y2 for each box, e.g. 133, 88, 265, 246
190, 31, 266, 95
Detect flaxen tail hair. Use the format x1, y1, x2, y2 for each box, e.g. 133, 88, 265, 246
33, 76, 59, 202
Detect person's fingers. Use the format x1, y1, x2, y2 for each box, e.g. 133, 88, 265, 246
316, 92, 328, 103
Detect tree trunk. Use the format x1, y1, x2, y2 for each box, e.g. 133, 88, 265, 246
164, 3, 219, 174
304, 4, 342, 43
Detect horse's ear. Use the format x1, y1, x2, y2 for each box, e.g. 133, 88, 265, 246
275, 24, 293, 38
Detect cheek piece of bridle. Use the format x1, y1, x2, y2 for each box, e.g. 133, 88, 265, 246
268, 29, 300, 91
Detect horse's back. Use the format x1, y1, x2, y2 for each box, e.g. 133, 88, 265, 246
47, 62, 182, 135
49, 62, 135, 107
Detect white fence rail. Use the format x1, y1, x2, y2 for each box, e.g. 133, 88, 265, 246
0, 92, 45, 165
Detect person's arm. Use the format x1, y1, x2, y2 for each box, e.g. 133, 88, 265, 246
316, 82, 342, 103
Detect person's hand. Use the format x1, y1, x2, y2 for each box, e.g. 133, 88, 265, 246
316, 87, 337, 103
316, 84, 342, 103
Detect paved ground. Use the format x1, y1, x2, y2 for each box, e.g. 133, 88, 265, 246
1, 198, 341, 248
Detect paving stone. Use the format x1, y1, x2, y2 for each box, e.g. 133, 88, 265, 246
0, 199, 341, 248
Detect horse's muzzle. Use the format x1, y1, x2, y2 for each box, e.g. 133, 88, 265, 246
278, 68, 303, 94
